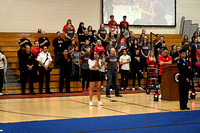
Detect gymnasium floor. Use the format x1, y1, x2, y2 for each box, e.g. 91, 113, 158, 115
0, 93, 200, 132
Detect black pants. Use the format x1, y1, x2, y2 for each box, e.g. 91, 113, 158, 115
179, 79, 189, 108
121, 70, 129, 88
132, 69, 141, 87
141, 57, 147, 72
39, 67, 51, 93
59, 71, 71, 93
54, 51, 63, 68
82, 69, 90, 90
0, 69, 4, 93
20, 70, 34, 94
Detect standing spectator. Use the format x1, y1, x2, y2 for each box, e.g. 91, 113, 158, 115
108, 15, 118, 28
119, 15, 129, 32
77, 22, 86, 45
140, 39, 150, 72
117, 38, 128, 57
80, 48, 91, 93
158, 42, 167, 55
128, 32, 135, 48
132, 48, 143, 91
94, 40, 105, 55
81, 40, 91, 54
21, 45, 36, 95
53, 31, 65, 67
65, 24, 75, 48
106, 40, 115, 56
68, 40, 76, 54
0, 51, 7, 96
109, 21, 118, 38
153, 34, 161, 56
62, 19, 75, 33
158, 49, 172, 84
99, 51, 106, 91
37, 46, 53, 94
147, 51, 157, 68
71, 45, 81, 81
88, 51, 103, 106
105, 48, 122, 98
130, 39, 139, 57
121, 23, 129, 38
108, 31, 117, 48
182, 35, 190, 51
97, 23, 107, 49
139, 29, 149, 41
58, 49, 72, 93
191, 38, 200, 74
154, 36, 165, 59
118, 32, 127, 44
172, 46, 181, 63
119, 50, 131, 91
79, 29, 92, 48
38, 31, 50, 48
18, 33, 32, 48
191, 31, 198, 43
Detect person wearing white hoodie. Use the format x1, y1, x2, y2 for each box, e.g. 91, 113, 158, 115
0, 51, 7, 96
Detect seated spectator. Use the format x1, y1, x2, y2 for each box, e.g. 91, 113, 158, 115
65, 24, 75, 48
58, 49, 72, 93
182, 35, 190, 51
140, 39, 150, 72
94, 40, 105, 55
62, 19, 75, 33
117, 38, 128, 57
119, 50, 131, 91
106, 40, 114, 56
18, 33, 32, 48
132, 48, 143, 91
109, 21, 118, 38
38, 31, 50, 48
81, 40, 91, 54
172, 46, 181, 63
68, 40, 77, 54
97, 23, 107, 48
71, 45, 81, 81
53, 31, 65, 67
77, 22, 86, 46
119, 15, 129, 32
154, 36, 165, 59
170, 45, 177, 57
108, 31, 117, 48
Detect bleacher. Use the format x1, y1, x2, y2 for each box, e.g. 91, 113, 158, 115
0, 33, 198, 95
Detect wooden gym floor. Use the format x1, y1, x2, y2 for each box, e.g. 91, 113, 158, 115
0, 92, 199, 123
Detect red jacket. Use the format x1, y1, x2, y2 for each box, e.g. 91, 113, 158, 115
158, 54, 172, 75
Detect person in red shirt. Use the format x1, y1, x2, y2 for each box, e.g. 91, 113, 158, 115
31, 41, 43, 58
195, 48, 200, 60
94, 40, 105, 55
62, 19, 75, 33
119, 15, 129, 32
158, 49, 172, 84
147, 51, 157, 68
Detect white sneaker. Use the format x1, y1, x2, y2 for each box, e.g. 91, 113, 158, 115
132, 87, 135, 91
0, 93, 3, 96
126, 88, 130, 90
89, 101, 93, 106
110, 89, 113, 91
159, 94, 162, 99
101, 86, 104, 90
121, 87, 124, 91
138, 87, 144, 90
97, 101, 103, 106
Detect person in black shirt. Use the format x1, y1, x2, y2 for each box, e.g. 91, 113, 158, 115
172, 46, 181, 63
58, 49, 72, 93
154, 36, 165, 59
77, 22, 86, 45
132, 48, 143, 91
18, 33, 32, 48
153, 34, 160, 51
38, 31, 50, 48
97, 23, 107, 49
182, 35, 190, 51
20, 45, 36, 95
53, 31, 65, 68
79, 29, 92, 49
65, 24, 75, 48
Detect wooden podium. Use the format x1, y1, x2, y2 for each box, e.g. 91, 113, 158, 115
160, 64, 179, 101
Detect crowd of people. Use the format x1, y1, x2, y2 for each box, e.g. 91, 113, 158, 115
7, 15, 198, 107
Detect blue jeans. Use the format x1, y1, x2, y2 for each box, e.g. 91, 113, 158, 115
106, 70, 119, 95
71, 63, 80, 81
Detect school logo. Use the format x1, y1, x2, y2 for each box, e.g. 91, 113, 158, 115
174, 72, 179, 83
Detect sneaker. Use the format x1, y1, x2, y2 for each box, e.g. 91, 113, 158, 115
121, 87, 124, 91
89, 101, 93, 106
97, 101, 103, 106
132, 87, 135, 91
159, 94, 162, 99
106, 95, 111, 98
86, 89, 89, 92
101, 86, 104, 90
126, 88, 130, 91
83, 89, 86, 93
0, 93, 3, 96
115, 94, 123, 97
138, 87, 144, 90
110, 89, 113, 91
